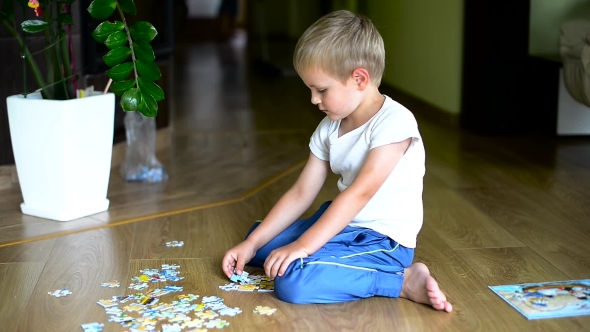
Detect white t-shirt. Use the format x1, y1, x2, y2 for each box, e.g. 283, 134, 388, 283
309, 95, 424, 248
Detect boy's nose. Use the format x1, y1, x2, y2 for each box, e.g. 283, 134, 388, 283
311, 94, 320, 105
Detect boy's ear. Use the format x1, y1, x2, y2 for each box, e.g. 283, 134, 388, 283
351, 68, 371, 91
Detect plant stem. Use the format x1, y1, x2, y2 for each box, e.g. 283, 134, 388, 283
28, 34, 66, 56
59, 23, 72, 94
21, 6, 26, 97
51, 2, 69, 99
117, 2, 139, 88
2, 20, 49, 99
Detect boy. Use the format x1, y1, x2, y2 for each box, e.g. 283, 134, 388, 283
222, 10, 452, 312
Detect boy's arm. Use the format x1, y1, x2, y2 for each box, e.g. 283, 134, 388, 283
245, 152, 330, 251
264, 138, 411, 278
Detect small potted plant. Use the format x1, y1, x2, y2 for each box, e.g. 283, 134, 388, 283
1, 0, 164, 221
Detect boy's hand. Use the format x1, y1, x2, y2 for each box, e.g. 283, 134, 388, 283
264, 241, 309, 279
221, 240, 257, 279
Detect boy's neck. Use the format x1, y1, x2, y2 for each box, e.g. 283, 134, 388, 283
341, 87, 385, 131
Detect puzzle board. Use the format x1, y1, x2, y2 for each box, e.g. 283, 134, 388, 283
488, 279, 590, 320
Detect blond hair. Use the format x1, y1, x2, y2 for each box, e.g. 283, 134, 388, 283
294, 10, 385, 86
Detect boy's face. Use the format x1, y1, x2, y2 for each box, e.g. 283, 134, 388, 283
299, 68, 362, 121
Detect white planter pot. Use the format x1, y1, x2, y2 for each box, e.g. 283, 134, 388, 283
6, 92, 115, 221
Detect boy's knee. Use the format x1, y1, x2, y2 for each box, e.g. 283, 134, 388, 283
273, 265, 314, 304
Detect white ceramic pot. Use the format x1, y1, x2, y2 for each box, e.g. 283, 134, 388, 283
6, 92, 115, 221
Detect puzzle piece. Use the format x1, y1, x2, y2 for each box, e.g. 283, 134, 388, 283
177, 294, 199, 302
100, 280, 121, 288
237, 284, 257, 292
162, 323, 183, 332
163, 285, 183, 292
81, 322, 104, 332
97, 299, 118, 308
169, 314, 191, 323
166, 240, 184, 247
123, 303, 146, 312
195, 310, 219, 320
218, 307, 242, 316
207, 302, 228, 311
48, 289, 72, 297
129, 282, 149, 290
181, 318, 205, 329
202, 296, 223, 304
230, 270, 249, 282
204, 319, 230, 329
219, 283, 239, 291
162, 264, 180, 269
254, 306, 277, 316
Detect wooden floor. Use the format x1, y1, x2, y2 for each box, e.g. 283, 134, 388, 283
1, 40, 590, 331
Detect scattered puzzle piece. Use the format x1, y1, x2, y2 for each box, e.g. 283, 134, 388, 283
48, 289, 72, 297
100, 280, 120, 288
166, 240, 184, 247
181, 318, 205, 329
204, 318, 230, 329
162, 323, 183, 332
218, 307, 242, 316
97, 299, 118, 308
254, 306, 277, 316
195, 310, 219, 320
81, 322, 104, 331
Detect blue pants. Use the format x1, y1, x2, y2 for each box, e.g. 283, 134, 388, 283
246, 201, 414, 304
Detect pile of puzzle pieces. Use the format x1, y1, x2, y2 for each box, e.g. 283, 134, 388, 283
79, 264, 277, 331
219, 271, 275, 292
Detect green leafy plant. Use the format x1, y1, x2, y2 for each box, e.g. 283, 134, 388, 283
0, 0, 163, 117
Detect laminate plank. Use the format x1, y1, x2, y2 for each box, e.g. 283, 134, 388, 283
0, 237, 55, 263
130, 212, 213, 260
415, 225, 584, 331
453, 247, 570, 286
205, 201, 257, 263
17, 225, 134, 331
0, 262, 45, 332
459, 188, 590, 279
317, 297, 432, 332
423, 188, 524, 249
91, 131, 311, 224
0, 216, 108, 246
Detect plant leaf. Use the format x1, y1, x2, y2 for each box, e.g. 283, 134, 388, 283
104, 31, 128, 50
107, 61, 134, 81
119, 0, 136, 15
132, 41, 155, 62
136, 60, 161, 81
103, 46, 131, 67
21, 20, 49, 33
110, 79, 136, 96
91, 21, 124, 43
57, 13, 73, 25
138, 76, 164, 102
139, 88, 157, 117
121, 88, 140, 112
87, 0, 117, 20
0, 0, 14, 21
129, 21, 158, 43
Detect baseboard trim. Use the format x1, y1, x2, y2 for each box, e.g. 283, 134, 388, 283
380, 83, 460, 128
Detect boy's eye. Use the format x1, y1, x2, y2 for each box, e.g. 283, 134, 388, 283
318, 89, 326, 93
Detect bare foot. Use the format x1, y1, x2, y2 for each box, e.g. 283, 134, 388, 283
400, 262, 453, 312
